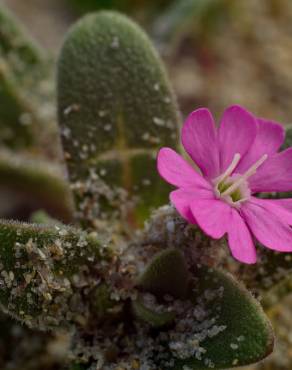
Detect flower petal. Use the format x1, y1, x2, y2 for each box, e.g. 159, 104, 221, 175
241, 197, 292, 252
157, 148, 210, 188
182, 108, 220, 179
218, 105, 257, 173
249, 148, 292, 192
236, 118, 285, 173
190, 199, 231, 239
170, 187, 214, 224
269, 198, 292, 213
249, 197, 292, 225
227, 208, 257, 264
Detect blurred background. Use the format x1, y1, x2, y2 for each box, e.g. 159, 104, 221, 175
3, 0, 292, 122
0, 0, 292, 369
0, 0, 292, 123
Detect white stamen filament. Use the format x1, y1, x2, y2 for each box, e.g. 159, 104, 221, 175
221, 154, 268, 197
215, 153, 241, 184
234, 196, 250, 204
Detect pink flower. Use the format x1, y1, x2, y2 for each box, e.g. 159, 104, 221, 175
157, 105, 292, 264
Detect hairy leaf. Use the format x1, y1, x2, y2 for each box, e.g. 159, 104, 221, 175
0, 220, 111, 329
0, 149, 73, 222
132, 296, 175, 328
169, 267, 274, 369
58, 11, 180, 228
137, 248, 189, 299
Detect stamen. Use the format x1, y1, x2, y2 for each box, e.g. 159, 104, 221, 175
234, 196, 250, 204
221, 154, 268, 197
214, 153, 241, 184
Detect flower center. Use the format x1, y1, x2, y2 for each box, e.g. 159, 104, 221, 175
213, 153, 268, 207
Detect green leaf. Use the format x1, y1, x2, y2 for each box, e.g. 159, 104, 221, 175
89, 283, 118, 321
30, 210, 63, 227
167, 267, 274, 369
57, 11, 180, 228
0, 219, 111, 329
0, 149, 73, 222
132, 296, 175, 328
137, 248, 189, 299
0, 5, 57, 155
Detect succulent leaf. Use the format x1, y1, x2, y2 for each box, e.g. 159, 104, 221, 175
30, 210, 64, 227
57, 11, 180, 228
132, 296, 175, 328
0, 219, 111, 329
137, 248, 189, 299
89, 283, 117, 321
169, 267, 274, 369
0, 149, 73, 222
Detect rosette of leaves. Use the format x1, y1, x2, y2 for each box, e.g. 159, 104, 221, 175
0, 8, 275, 370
